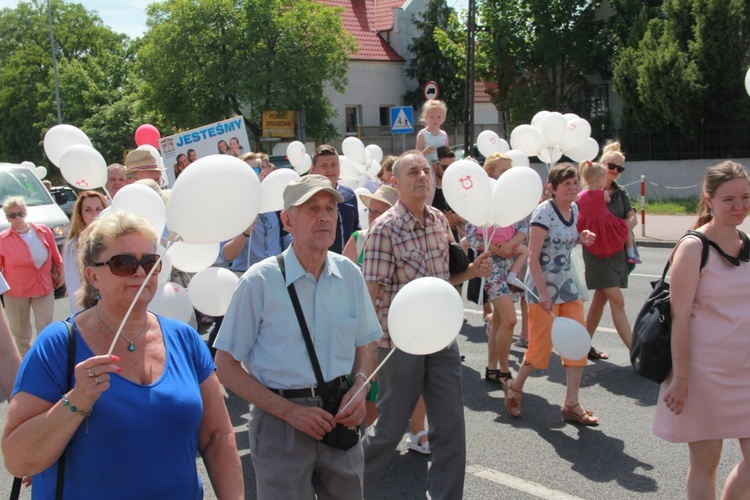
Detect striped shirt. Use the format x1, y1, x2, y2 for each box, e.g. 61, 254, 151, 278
363, 202, 452, 347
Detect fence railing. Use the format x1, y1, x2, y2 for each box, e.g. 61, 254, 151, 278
352, 124, 750, 160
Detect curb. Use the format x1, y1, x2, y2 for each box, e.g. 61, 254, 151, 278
636, 240, 677, 249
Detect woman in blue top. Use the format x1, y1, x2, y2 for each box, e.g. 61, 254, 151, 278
2, 211, 242, 499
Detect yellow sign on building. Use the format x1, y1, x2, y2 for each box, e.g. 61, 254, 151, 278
262, 111, 295, 138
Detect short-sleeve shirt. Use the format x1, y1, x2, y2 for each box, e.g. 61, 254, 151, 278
214, 244, 382, 389
525, 199, 581, 304
363, 202, 452, 347
12, 315, 215, 499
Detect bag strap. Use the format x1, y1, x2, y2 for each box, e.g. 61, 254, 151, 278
55, 321, 75, 500
661, 230, 710, 280
275, 254, 332, 402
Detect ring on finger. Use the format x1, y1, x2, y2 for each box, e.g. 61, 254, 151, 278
95, 375, 103, 385
88, 369, 94, 378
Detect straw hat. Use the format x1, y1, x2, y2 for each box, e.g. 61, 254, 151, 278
123, 150, 165, 173
359, 185, 398, 209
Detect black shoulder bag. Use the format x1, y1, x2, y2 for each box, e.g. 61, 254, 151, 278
9, 321, 74, 500
275, 254, 360, 451
630, 231, 708, 383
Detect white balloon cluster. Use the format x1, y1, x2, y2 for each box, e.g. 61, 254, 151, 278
287, 137, 384, 192
475, 130, 532, 168
510, 111, 599, 167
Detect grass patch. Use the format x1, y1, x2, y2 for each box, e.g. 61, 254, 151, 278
645, 197, 699, 215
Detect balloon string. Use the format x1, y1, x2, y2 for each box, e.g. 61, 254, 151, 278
510, 278, 557, 319
477, 225, 498, 309
106, 240, 174, 355
338, 347, 397, 414
102, 186, 112, 202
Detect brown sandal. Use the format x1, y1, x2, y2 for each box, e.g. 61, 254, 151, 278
561, 402, 599, 426
503, 379, 522, 417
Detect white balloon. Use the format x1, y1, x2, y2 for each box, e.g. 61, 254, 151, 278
506, 149, 530, 168
148, 282, 194, 323
367, 159, 382, 177
339, 156, 360, 180
565, 137, 599, 163
365, 144, 383, 163
364, 149, 373, 168
21, 161, 35, 170
294, 154, 312, 175
563, 113, 580, 122
112, 183, 167, 237
35, 166, 47, 180
388, 277, 464, 355
537, 146, 563, 165
258, 169, 300, 213
559, 118, 592, 152
539, 112, 568, 146
510, 125, 544, 157
342, 137, 366, 165
167, 155, 261, 244
44, 124, 92, 167
492, 167, 543, 227
354, 187, 370, 231
476, 130, 510, 157
337, 178, 360, 191
442, 159, 493, 226
551, 317, 591, 360
531, 110, 550, 129
167, 242, 220, 273
59, 144, 108, 190
286, 141, 306, 167
157, 245, 172, 284
136, 144, 165, 169
746, 67, 750, 97
188, 267, 239, 316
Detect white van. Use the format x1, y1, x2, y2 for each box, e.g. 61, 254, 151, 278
0, 163, 70, 249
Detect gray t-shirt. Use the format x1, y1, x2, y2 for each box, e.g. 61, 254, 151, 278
524, 199, 581, 304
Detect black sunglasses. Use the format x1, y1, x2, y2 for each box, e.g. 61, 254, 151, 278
6, 210, 27, 219
93, 254, 162, 277
607, 163, 625, 173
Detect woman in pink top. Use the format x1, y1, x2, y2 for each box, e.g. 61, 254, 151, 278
0, 197, 63, 355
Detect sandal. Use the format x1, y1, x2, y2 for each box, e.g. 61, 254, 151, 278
485, 368, 512, 387
503, 379, 522, 418
587, 346, 609, 360
561, 403, 599, 426
407, 430, 431, 455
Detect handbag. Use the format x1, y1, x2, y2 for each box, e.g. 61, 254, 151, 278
630, 231, 708, 383
9, 321, 74, 500
448, 242, 469, 277
276, 255, 360, 451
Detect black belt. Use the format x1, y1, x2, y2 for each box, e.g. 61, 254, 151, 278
268, 375, 348, 399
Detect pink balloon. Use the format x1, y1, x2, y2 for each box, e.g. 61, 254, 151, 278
135, 124, 161, 148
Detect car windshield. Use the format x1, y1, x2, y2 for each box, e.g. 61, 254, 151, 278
0, 168, 55, 207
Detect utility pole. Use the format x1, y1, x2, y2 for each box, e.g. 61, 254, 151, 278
462, 0, 475, 157
48, 0, 62, 124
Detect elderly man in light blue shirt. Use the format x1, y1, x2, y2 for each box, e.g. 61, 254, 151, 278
214, 174, 381, 500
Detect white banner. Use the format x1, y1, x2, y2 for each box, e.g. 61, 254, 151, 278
158, 116, 252, 185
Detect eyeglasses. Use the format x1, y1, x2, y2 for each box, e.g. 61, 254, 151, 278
6, 210, 27, 219
607, 163, 625, 173
93, 254, 162, 277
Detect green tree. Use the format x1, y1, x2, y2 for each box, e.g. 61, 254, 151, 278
138, 0, 357, 149
404, 0, 465, 126
613, 0, 750, 135
0, 0, 140, 165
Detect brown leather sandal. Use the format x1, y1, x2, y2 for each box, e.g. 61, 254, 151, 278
561, 403, 599, 426
503, 379, 522, 418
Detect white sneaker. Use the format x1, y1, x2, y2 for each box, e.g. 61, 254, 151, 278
406, 431, 431, 455
506, 276, 526, 292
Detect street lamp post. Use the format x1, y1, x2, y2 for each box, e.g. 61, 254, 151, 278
48, 0, 62, 124
463, 0, 475, 158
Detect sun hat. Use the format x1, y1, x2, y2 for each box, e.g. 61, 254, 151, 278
359, 184, 398, 209
123, 150, 166, 173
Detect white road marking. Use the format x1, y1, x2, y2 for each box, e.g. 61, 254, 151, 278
630, 272, 661, 278
467, 464, 588, 500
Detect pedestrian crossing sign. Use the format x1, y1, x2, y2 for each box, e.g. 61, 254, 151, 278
390, 106, 414, 135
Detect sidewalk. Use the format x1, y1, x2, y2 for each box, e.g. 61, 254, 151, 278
635, 214, 750, 247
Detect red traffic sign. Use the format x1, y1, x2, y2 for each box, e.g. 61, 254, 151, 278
423, 81, 439, 101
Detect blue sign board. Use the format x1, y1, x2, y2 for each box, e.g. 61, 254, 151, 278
390, 106, 414, 135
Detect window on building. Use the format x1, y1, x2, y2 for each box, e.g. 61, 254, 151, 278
379, 106, 391, 127
585, 84, 609, 118
345, 106, 360, 134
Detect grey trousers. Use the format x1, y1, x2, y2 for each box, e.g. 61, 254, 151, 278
363, 343, 466, 500
248, 397, 364, 500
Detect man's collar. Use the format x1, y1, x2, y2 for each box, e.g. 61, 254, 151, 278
394, 201, 435, 229
282, 245, 342, 284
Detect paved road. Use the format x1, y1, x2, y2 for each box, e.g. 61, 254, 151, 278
0, 245, 742, 498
